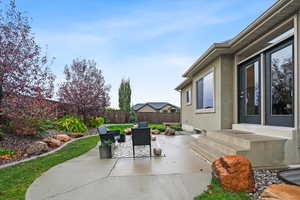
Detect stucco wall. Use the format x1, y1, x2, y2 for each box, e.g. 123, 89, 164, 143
159, 105, 177, 113
181, 57, 221, 131
180, 56, 235, 131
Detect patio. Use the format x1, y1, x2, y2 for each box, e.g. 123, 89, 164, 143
26, 135, 211, 200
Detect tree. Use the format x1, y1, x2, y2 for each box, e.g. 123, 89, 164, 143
0, 0, 56, 133
58, 58, 110, 123
118, 78, 131, 111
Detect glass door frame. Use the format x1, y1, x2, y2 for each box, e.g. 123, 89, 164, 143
265, 38, 294, 127
238, 56, 261, 124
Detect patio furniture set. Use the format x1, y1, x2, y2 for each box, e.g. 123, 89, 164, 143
97, 122, 152, 159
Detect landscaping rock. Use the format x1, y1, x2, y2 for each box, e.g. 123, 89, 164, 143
261, 184, 300, 200
164, 128, 175, 136
151, 129, 160, 135
25, 141, 49, 155
124, 128, 132, 135
54, 134, 71, 142
68, 133, 84, 138
153, 148, 162, 156
44, 138, 61, 148
212, 155, 255, 192
151, 136, 156, 141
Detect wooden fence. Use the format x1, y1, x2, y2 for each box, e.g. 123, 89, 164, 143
136, 112, 180, 124
102, 111, 180, 124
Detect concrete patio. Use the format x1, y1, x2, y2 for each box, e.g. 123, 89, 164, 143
26, 135, 211, 200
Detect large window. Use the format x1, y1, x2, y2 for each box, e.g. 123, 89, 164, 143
196, 71, 214, 110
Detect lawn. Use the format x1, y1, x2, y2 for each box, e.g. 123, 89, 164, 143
194, 178, 251, 200
0, 136, 99, 200
106, 123, 182, 132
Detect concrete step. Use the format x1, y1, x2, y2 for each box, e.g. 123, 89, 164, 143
195, 136, 249, 155
191, 141, 224, 163
206, 130, 252, 148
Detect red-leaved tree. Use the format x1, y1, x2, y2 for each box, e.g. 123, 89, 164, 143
0, 0, 56, 134
58, 58, 110, 122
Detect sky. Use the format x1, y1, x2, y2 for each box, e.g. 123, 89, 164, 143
14, 0, 276, 108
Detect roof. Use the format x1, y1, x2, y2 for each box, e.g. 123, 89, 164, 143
176, 0, 300, 91
132, 102, 179, 111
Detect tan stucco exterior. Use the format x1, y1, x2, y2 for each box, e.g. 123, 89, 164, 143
181, 56, 234, 131
177, 0, 300, 165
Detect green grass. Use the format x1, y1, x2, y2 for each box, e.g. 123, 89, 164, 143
194, 178, 251, 200
0, 136, 99, 200
106, 124, 134, 133
106, 123, 182, 133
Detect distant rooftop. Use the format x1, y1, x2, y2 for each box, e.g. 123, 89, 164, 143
132, 102, 179, 111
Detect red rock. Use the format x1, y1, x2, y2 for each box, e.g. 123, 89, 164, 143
261, 184, 300, 200
54, 134, 71, 142
68, 133, 84, 138
151, 129, 160, 135
212, 155, 255, 192
164, 128, 175, 136
124, 128, 132, 135
44, 138, 61, 148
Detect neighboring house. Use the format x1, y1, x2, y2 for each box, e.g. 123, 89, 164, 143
132, 102, 179, 113
176, 0, 300, 167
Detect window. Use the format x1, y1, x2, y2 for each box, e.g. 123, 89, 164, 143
186, 88, 191, 105
196, 72, 214, 110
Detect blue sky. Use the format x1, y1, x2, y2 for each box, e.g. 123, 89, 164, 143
16, 0, 276, 108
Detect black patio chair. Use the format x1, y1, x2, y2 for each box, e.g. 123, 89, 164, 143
137, 122, 148, 128
97, 126, 120, 143
131, 127, 151, 158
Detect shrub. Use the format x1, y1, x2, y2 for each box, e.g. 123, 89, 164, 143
56, 115, 88, 133
128, 109, 137, 123
88, 116, 104, 128
170, 125, 182, 131
0, 148, 15, 156
149, 124, 166, 132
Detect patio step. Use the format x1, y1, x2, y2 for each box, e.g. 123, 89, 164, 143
191, 140, 225, 162
191, 129, 288, 168
195, 135, 249, 156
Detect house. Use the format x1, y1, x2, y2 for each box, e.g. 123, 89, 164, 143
176, 0, 300, 167
132, 102, 179, 113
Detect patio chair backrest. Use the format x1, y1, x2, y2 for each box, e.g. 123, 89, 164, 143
137, 122, 148, 128
97, 126, 107, 135
132, 128, 151, 146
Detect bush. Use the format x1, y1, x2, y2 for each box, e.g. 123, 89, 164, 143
56, 115, 88, 133
149, 124, 166, 132
0, 148, 15, 156
128, 109, 137, 123
88, 116, 104, 128
170, 125, 182, 131
32, 119, 56, 134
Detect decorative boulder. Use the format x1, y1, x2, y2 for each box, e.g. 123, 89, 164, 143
261, 184, 300, 200
124, 128, 132, 135
44, 138, 61, 148
151, 129, 160, 135
54, 134, 71, 142
153, 148, 162, 156
151, 136, 156, 141
164, 128, 176, 136
26, 141, 49, 155
212, 155, 255, 192
68, 133, 84, 138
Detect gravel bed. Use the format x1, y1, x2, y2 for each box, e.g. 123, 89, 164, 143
249, 169, 285, 200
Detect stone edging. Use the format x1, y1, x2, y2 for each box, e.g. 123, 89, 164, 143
0, 135, 98, 170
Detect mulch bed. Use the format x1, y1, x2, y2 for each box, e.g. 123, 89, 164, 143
0, 129, 97, 166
